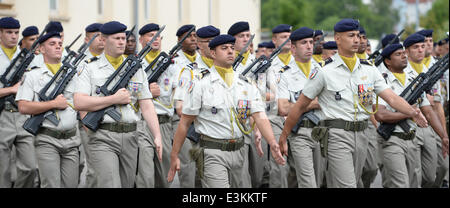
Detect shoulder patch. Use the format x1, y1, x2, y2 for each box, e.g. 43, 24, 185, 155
84, 56, 99, 64
323, 58, 333, 66
309, 68, 319, 80
360, 59, 374, 66
279, 65, 290, 73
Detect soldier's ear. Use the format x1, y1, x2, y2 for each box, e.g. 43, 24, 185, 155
210, 48, 216, 59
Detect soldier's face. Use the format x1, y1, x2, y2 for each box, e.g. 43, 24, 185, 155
406, 42, 425, 63
0, 28, 20, 48
256, 47, 266, 59
86, 32, 105, 52
358, 34, 367, 53
292, 38, 314, 62
313, 35, 323, 54
196, 37, 213, 58
22, 34, 39, 50
386, 49, 407, 70
335, 31, 360, 54
40, 37, 63, 60
424, 37, 433, 56
140, 31, 161, 50
272, 32, 291, 52
125, 35, 137, 54
180, 31, 197, 53
211, 43, 235, 67
265, 48, 274, 57
103, 33, 126, 56
234, 31, 251, 52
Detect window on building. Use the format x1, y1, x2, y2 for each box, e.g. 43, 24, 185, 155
98, 0, 103, 15
49, 0, 58, 11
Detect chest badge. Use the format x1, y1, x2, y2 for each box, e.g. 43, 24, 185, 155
335, 92, 341, 101
211, 107, 217, 114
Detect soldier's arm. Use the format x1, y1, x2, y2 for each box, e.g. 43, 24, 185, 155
73, 90, 128, 112
432, 101, 447, 133
140, 99, 162, 160
421, 104, 449, 157
278, 99, 292, 116
374, 104, 422, 124
252, 112, 285, 165
377, 89, 418, 118
0, 82, 20, 98
280, 94, 313, 142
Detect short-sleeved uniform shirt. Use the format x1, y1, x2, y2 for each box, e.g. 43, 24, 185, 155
0, 47, 21, 89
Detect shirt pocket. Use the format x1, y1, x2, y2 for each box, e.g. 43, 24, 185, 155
288, 84, 303, 102
202, 95, 227, 123
91, 77, 107, 97
326, 80, 347, 103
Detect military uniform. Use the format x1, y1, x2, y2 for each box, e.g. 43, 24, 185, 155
16, 64, 80, 188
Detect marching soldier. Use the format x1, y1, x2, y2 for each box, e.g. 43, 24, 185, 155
356, 26, 369, 60
20, 26, 39, 51
16, 31, 80, 188
167, 34, 286, 188
125, 30, 137, 57
73, 21, 162, 188
255, 42, 267, 59
280, 19, 423, 188
228, 21, 255, 74
322, 41, 337, 60
0, 16, 37, 188
312, 30, 325, 66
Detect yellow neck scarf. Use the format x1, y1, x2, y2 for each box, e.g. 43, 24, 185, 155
409, 60, 424, 74
1, 45, 17, 61
393, 72, 406, 86
422, 56, 431, 68
215, 65, 234, 87
201, 56, 214, 68
90, 51, 99, 57
278, 52, 292, 66
184, 52, 197, 63
340, 54, 357, 72
296, 60, 311, 77
45, 63, 61, 75
105, 54, 124, 70
356, 53, 367, 60
145, 50, 160, 65
312, 54, 323, 64
235, 50, 251, 66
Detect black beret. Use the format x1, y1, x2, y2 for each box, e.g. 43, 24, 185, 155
323, 41, 338, 50
47, 21, 63, 33
139, 23, 159, 35
85, 23, 103, 33
266, 41, 275, 49
272, 24, 292, 34
197, 25, 220, 38
209, 34, 235, 49
334, 18, 359, 32
403, 33, 425, 48
290, 27, 314, 41
125, 30, 135, 37
227, 21, 250, 36
417, 29, 433, 37
381, 43, 404, 58
176, 24, 195, 37
100, 21, 127, 35
314, 30, 323, 37
0, 17, 20, 29
38, 31, 61, 44
257, 42, 265, 48
359, 25, 366, 35
22, 26, 39, 37
381, 34, 399, 48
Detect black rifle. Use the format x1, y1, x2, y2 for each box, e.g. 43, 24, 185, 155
145, 26, 195, 83
22, 34, 99, 135
62, 33, 82, 63
0, 24, 49, 114
377, 53, 449, 140
232, 34, 255, 70
290, 91, 320, 133
369, 29, 404, 67
81, 26, 165, 132
240, 38, 290, 78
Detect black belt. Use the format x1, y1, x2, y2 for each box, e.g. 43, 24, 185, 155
320, 119, 368, 132
99, 122, 137, 133
392, 131, 416, 140
157, 115, 171, 124
38, 127, 76, 139
199, 135, 244, 151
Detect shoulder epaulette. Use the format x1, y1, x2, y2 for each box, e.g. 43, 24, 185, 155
84, 56, 99, 64
279, 65, 290, 73
199, 69, 210, 79
360, 59, 374, 66
323, 58, 333, 66
27, 66, 40, 71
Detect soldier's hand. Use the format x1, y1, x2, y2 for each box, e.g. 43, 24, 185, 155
442, 137, 449, 159
149, 83, 160, 98
167, 153, 180, 183
52, 94, 68, 110
10, 82, 20, 94
254, 130, 264, 157
412, 109, 428, 128
279, 135, 288, 157
269, 142, 286, 166
113, 88, 131, 105
154, 136, 163, 162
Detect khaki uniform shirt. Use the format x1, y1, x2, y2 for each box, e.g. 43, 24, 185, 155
0, 47, 21, 89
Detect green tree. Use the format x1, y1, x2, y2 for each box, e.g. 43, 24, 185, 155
420, 0, 449, 41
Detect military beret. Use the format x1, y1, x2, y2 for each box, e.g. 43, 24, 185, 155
417, 29, 433, 37
403, 33, 425, 48
381, 43, 404, 58
38, 31, 61, 44
314, 30, 323, 37
100, 21, 127, 35
85, 23, 103, 33
266, 41, 275, 49
290, 27, 314, 41
139, 23, 159, 35
125, 30, 135, 37
0, 17, 20, 29
334, 18, 359, 32
437, 40, 444, 46
197, 25, 220, 38
227, 21, 249, 36
381, 34, 399, 48
22, 26, 39, 37
257, 42, 266, 48
209, 34, 235, 49
272, 24, 292, 34
323, 41, 338, 50
359, 26, 366, 35
176, 24, 195, 37
47, 21, 63, 33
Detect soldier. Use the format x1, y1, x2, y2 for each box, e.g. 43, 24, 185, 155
167, 34, 285, 188
376, 43, 448, 187
279, 18, 423, 188
264, 41, 275, 58
20, 26, 39, 51
16, 31, 80, 188
322, 41, 337, 60
312, 30, 325, 66
356, 26, 369, 60
378, 34, 401, 75
277, 27, 322, 188
125, 30, 137, 57
228, 21, 255, 74
83, 23, 104, 59
31, 21, 67, 68
366, 41, 372, 55
73, 21, 162, 188
0, 17, 37, 188
135, 23, 173, 188
255, 42, 267, 59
